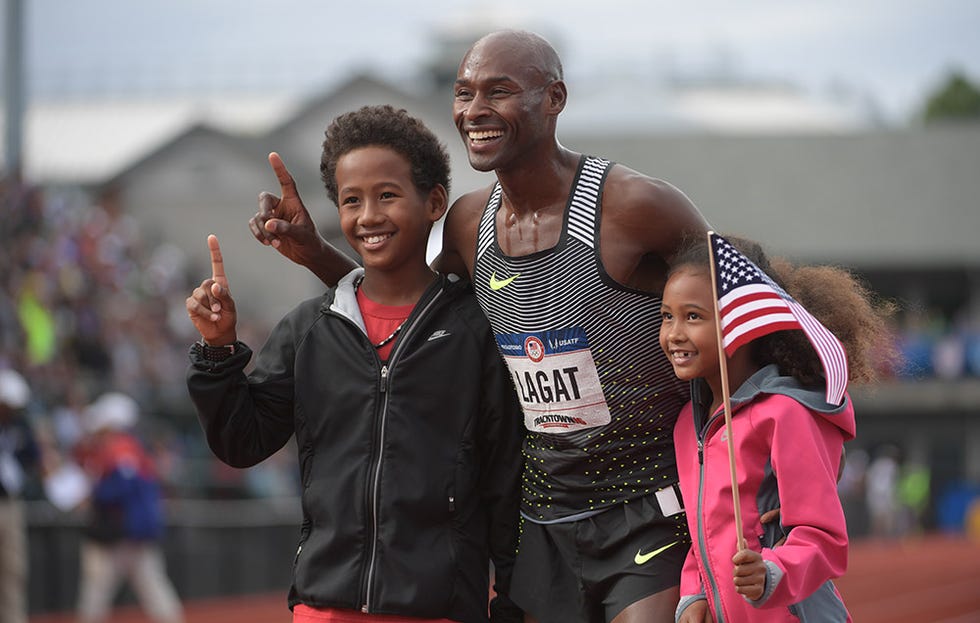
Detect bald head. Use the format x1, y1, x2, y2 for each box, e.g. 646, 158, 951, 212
466, 30, 563, 83
453, 29, 568, 172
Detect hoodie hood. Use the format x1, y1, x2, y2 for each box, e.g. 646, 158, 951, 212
692, 364, 856, 439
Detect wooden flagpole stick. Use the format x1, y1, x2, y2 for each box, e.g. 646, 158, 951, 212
706, 230, 747, 551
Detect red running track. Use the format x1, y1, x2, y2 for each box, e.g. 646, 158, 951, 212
29, 534, 980, 623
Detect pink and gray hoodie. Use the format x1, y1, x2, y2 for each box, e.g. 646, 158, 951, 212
674, 364, 855, 623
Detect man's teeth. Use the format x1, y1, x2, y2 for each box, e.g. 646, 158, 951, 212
364, 234, 391, 244
468, 130, 503, 141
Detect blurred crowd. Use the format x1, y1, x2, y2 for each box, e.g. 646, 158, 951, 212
895, 306, 980, 381
2, 174, 979, 505
1, 176, 298, 502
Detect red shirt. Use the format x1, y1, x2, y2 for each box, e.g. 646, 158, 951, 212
356, 287, 413, 361
293, 604, 454, 623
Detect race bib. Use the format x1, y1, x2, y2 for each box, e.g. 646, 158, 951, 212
496, 327, 611, 433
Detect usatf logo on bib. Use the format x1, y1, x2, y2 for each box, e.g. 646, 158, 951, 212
497, 327, 611, 433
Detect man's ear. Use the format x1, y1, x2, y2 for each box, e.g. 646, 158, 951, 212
427, 184, 449, 222
547, 80, 567, 115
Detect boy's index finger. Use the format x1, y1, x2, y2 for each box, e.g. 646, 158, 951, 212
207, 234, 228, 286
268, 152, 298, 199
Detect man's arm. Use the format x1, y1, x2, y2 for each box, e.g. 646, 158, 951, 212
599, 165, 710, 289
248, 152, 358, 287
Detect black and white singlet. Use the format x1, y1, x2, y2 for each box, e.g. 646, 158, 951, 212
472, 156, 688, 523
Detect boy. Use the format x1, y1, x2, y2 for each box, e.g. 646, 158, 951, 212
185, 105, 524, 623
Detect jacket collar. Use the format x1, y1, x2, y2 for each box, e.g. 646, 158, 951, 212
326, 267, 367, 332
690, 363, 851, 431
729, 364, 848, 415
325, 268, 462, 335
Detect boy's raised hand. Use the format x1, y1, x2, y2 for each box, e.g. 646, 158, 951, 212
186, 234, 237, 346
248, 152, 325, 267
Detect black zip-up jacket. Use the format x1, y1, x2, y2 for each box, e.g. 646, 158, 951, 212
187, 270, 524, 622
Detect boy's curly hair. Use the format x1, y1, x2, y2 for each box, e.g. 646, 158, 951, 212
319, 105, 450, 206
669, 234, 899, 387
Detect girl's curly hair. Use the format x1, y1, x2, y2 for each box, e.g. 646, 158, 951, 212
669, 234, 899, 386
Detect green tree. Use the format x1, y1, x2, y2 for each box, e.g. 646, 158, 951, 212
923, 70, 980, 122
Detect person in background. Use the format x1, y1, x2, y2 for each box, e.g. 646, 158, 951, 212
74, 391, 184, 623
865, 444, 901, 540
0, 368, 39, 623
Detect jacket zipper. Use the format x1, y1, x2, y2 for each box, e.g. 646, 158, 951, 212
359, 284, 444, 613
696, 409, 727, 622
361, 363, 389, 613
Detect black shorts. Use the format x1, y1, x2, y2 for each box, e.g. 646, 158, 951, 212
510, 491, 690, 623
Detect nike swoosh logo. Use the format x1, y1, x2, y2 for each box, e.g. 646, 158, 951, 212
489, 271, 520, 290
634, 540, 681, 565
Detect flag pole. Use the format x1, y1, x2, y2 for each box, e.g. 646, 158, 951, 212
706, 230, 747, 551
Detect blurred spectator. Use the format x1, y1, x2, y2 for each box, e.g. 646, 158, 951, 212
838, 446, 870, 537
967, 497, 980, 543
74, 392, 183, 623
0, 368, 39, 623
866, 444, 902, 539
931, 333, 965, 379
895, 309, 939, 378
898, 461, 931, 535
965, 331, 980, 377
937, 480, 980, 534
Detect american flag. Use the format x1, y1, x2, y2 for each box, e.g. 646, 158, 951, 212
710, 231, 849, 405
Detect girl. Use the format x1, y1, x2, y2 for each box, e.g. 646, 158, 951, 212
659, 235, 894, 623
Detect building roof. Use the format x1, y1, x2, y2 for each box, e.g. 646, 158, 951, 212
4, 72, 878, 185
3, 93, 297, 184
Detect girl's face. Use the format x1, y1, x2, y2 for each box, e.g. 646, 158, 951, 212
659, 267, 721, 383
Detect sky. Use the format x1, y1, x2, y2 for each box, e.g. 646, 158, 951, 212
15, 0, 980, 123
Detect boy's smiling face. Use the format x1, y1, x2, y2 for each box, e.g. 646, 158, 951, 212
335, 145, 441, 275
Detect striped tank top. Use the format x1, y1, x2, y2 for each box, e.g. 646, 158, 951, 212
472, 156, 688, 523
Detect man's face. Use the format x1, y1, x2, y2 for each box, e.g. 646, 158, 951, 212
452, 36, 553, 173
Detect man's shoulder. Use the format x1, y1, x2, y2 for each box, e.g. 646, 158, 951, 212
451, 183, 496, 214
600, 162, 707, 234
602, 162, 684, 207
437, 184, 496, 276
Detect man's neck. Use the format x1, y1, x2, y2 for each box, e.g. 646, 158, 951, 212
494, 147, 580, 215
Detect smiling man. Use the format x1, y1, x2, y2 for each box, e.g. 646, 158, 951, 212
249, 30, 710, 623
